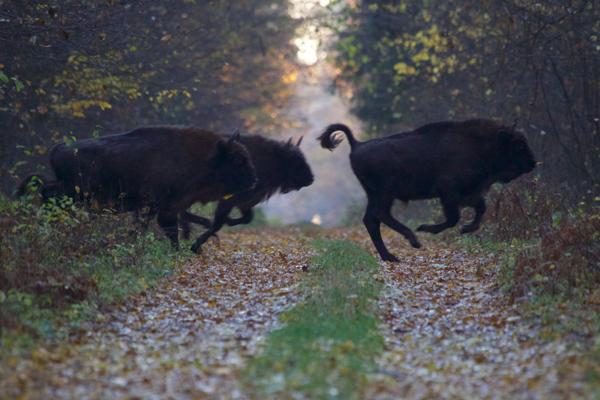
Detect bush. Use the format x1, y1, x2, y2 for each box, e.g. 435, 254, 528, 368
476, 180, 600, 302
0, 194, 180, 352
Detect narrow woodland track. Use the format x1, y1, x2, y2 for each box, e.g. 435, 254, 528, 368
346, 229, 591, 399
1, 227, 591, 399
1, 229, 314, 399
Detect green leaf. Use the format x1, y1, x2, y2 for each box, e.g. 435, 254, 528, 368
11, 77, 24, 92
0, 71, 9, 84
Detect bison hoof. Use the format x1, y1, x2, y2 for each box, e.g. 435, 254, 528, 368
381, 254, 400, 262
416, 224, 430, 233
460, 224, 479, 234
417, 224, 445, 234
190, 242, 203, 254
410, 240, 422, 249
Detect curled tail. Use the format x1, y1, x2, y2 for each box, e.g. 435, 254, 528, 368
318, 123, 359, 151
16, 173, 57, 199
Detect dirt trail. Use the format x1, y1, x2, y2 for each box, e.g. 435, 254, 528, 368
2, 228, 591, 399
350, 229, 590, 400
1, 229, 314, 399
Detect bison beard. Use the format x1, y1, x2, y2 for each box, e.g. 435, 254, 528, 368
318, 119, 536, 262
17, 126, 257, 250
179, 134, 314, 253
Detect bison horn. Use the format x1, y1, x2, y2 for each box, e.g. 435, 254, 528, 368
511, 118, 519, 131
296, 136, 304, 147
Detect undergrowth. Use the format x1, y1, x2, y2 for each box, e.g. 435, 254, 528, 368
0, 194, 183, 355
457, 179, 599, 390
474, 181, 599, 325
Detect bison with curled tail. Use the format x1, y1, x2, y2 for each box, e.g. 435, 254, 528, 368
318, 119, 536, 262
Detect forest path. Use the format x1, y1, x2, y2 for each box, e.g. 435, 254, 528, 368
2, 227, 591, 399
355, 229, 591, 399
2, 229, 314, 399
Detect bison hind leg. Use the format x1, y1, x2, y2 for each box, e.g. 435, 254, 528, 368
363, 196, 421, 261
180, 211, 212, 240
460, 198, 486, 234
157, 209, 180, 249
370, 201, 421, 249
363, 210, 398, 262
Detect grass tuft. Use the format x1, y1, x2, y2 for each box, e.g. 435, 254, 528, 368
244, 240, 384, 399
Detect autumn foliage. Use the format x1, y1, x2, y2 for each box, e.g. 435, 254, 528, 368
0, 0, 298, 192
473, 180, 600, 306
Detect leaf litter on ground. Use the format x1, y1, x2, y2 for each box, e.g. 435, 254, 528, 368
0, 228, 315, 399
335, 228, 593, 399
0, 226, 595, 399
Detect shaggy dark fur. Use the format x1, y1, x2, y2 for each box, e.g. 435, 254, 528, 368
181, 134, 314, 253
318, 119, 536, 261
18, 127, 257, 249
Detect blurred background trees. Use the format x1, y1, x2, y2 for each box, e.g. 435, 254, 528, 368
2, 0, 598, 203
0, 0, 298, 192
331, 0, 599, 195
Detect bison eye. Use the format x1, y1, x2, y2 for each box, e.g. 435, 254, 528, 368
515, 141, 526, 150
232, 156, 244, 166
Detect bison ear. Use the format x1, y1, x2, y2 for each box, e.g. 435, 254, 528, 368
214, 139, 229, 162
296, 136, 304, 147
229, 129, 241, 143
287, 137, 293, 146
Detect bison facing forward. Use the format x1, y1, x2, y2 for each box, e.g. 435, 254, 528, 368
318, 119, 536, 262
18, 126, 257, 249
181, 134, 314, 253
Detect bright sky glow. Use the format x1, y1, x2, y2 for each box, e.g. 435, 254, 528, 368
289, 0, 329, 65
294, 36, 319, 66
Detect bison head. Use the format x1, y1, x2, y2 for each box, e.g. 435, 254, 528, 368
279, 137, 314, 194
213, 133, 257, 194
495, 128, 536, 183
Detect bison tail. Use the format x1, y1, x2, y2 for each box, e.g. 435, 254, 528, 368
318, 123, 358, 151
16, 173, 52, 198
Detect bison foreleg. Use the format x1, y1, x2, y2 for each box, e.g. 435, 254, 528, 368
180, 211, 212, 240
417, 195, 460, 234
363, 209, 398, 262
190, 201, 233, 254
157, 209, 180, 249
460, 198, 486, 234
226, 208, 254, 226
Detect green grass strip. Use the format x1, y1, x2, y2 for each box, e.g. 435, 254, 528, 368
243, 239, 384, 399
